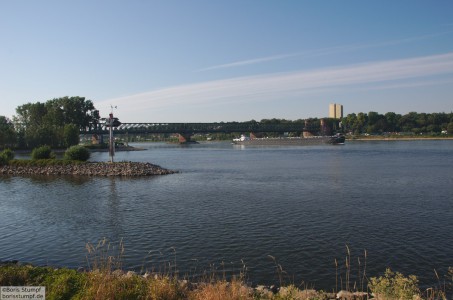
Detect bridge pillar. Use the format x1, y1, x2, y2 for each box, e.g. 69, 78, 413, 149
303, 120, 314, 137
178, 133, 193, 143
320, 119, 331, 136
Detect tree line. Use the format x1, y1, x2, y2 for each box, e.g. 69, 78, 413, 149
341, 111, 453, 135
1, 96, 99, 149
231, 113, 453, 136
1, 97, 453, 150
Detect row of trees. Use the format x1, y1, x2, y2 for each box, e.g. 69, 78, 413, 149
1, 97, 453, 149
1, 96, 100, 149
255, 113, 453, 135
341, 111, 453, 135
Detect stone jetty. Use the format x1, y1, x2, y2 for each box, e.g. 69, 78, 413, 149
0, 162, 177, 176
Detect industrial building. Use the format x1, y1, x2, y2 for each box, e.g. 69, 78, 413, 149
329, 103, 343, 119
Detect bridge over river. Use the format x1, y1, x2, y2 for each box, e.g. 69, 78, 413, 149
82, 120, 336, 143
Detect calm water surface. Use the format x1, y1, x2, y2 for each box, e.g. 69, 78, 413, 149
1, 140, 452, 289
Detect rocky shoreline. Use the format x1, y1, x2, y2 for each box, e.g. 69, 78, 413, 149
0, 161, 177, 176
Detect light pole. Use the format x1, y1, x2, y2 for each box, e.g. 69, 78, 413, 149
109, 112, 115, 163
108, 105, 118, 163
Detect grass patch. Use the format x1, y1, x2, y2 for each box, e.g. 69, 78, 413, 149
8, 159, 85, 167
0, 264, 87, 299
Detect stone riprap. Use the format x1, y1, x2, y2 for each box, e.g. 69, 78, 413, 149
0, 162, 177, 176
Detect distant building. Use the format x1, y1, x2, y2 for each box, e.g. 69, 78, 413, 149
329, 103, 343, 119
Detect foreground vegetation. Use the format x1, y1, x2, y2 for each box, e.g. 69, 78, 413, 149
1, 264, 451, 300
1, 242, 452, 300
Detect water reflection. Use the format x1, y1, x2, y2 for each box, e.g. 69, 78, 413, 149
105, 178, 123, 244
24, 175, 91, 185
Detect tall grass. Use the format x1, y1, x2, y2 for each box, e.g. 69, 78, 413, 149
1, 240, 451, 299
85, 237, 125, 273
334, 245, 368, 294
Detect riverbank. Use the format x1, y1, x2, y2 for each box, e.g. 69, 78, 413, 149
346, 136, 453, 141
0, 161, 177, 176
1, 260, 447, 300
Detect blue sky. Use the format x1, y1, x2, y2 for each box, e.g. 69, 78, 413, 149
1, 1, 453, 122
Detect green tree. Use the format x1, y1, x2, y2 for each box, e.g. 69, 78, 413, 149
13, 97, 97, 149
341, 113, 357, 133
426, 124, 441, 134
399, 112, 418, 132
367, 111, 380, 126
447, 122, 453, 134
14, 102, 55, 148
384, 112, 400, 132
52, 96, 96, 129
374, 118, 389, 133
14, 102, 47, 128
63, 124, 80, 147
356, 112, 368, 133
416, 113, 428, 130
366, 111, 386, 133
0, 116, 16, 149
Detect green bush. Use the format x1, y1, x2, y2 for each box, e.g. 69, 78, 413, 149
1, 149, 14, 160
0, 265, 87, 299
31, 145, 56, 160
369, 268, 419, 300
64, 145, 90, 161
0, 149, 14, 166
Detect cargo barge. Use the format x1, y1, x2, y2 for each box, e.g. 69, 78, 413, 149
232, 134, 345, 146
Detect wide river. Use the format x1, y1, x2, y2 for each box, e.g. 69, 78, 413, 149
1, 140, 452, 290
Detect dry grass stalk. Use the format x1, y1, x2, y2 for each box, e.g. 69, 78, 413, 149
189, 277, 253, 300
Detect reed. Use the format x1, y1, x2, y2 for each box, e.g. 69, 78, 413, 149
334, 245, 368, 294
85, 237, 125, 273
268, 255, 290, 288
1, 240, 451, 299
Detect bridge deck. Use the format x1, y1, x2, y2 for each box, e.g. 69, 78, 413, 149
82, 122, 321, 134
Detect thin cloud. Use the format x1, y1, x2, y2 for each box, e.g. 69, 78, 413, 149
98, 52, 453, 114
195, 53, 301, 72
195, 31, 453, 72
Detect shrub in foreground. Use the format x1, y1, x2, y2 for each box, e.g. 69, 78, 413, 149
64, 145, 90, 161
0, 149, 14, 166
369, 268, 420, 300
31, 145, 55, 160
1, 149, 14, 161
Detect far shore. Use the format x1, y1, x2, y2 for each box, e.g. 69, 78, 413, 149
347, 136, 453, 141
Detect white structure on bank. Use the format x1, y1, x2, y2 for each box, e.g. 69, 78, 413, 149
329, 103, 343, 119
